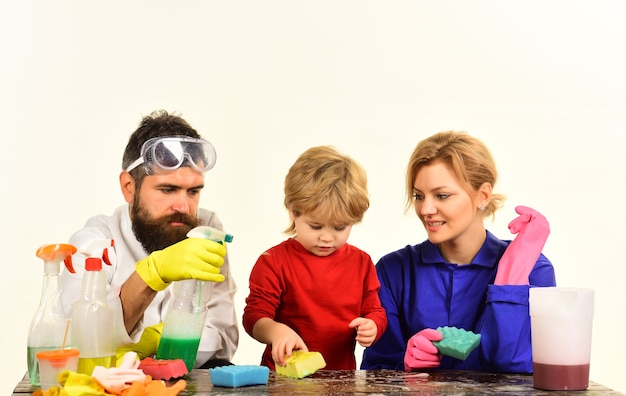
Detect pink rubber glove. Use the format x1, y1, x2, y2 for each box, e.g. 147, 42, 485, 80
404, 328, 443, 370
494, 205, 550, 285
92, 352, 146, 394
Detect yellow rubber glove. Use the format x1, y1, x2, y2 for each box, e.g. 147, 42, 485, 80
136, 238, 226, 291
59, 371, 107, 396
116, 323, 164, 365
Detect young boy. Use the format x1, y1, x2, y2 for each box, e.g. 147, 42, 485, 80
243, 145, 387, 370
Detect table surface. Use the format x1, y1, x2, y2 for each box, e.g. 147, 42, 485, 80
13, 369, 625, 395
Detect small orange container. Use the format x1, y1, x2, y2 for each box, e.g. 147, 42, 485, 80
36, 349, 80, 389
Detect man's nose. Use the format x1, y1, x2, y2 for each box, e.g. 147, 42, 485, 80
171, 192, 191, 214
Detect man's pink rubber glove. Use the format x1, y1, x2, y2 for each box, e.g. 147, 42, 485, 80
494, 205, 550, 285
404, 328, 443, 370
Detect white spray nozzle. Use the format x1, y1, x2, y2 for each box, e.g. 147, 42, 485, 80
186, 226, 234, 243
79, 239, 115, 266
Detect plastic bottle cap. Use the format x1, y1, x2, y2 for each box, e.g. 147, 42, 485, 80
85, 257, 103, 271
36, 349, 80, 368
36, 349, 80, 359
36, 244, 77, 262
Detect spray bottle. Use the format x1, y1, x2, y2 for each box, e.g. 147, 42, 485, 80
70, 239, 116, 375
27, 243, 77, 386
156, 226, 233, 371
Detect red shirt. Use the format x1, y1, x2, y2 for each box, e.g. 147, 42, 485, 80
243, 238, 387, 370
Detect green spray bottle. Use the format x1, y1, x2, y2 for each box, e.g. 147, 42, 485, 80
156, 226, 233, 371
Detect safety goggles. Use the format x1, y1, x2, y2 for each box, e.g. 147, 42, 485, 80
125, 136, 217, 174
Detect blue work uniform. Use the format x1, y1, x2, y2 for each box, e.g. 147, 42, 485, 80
361, 230, 556, 373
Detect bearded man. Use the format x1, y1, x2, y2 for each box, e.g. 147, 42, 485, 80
61, 110, 238, 369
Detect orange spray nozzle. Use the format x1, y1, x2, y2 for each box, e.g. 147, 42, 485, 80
36, 243, 78, 274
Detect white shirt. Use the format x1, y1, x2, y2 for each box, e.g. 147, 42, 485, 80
60, 204, 238, 367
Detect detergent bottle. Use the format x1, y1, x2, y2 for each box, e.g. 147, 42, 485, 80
71, 239, 116, 375
27, 243, 77, 386
156, 226, 233, 371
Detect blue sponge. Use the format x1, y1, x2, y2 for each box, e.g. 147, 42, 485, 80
209, 365, 270, 388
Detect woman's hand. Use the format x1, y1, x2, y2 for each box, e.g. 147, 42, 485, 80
495, 205, 550, 285
404, 328, 443, 370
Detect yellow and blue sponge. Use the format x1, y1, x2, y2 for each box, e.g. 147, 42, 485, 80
275, 351, 326, 379
209, 365, 270, 388
433, 326, 481, 361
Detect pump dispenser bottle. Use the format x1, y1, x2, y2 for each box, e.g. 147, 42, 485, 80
156, 226, 233, 371
27, 243, 77, 386
71, 239, 116, 375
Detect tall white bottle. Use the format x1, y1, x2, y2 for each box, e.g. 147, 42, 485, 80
27, 243, 77, 386
71, 239, 116, 375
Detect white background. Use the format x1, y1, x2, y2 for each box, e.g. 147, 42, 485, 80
2, 1, 625, 394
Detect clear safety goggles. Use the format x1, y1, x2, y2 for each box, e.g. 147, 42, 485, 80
125, 136, 217, 174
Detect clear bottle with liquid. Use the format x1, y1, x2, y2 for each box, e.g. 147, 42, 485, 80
156, 226, 233, 371
71, 239, 116, 375
27, 243, 77, 386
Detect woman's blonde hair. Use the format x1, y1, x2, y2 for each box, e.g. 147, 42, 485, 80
284, 146, 370, 235
405, 131, 505, 219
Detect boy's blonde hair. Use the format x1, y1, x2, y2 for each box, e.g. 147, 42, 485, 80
405, 130, 505, 220
284, 146, 370, 235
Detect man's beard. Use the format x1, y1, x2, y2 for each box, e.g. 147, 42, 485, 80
131, 196, 199, 254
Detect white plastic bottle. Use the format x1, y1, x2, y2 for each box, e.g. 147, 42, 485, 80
27, 243, 77, 386
71, 239, 116, 375
156, 226, 233, 371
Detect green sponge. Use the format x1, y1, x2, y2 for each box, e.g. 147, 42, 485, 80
432, 326, 481, 361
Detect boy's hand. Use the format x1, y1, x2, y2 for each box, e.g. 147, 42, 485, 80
349, 317, 377, 347
270, 323, 309, 367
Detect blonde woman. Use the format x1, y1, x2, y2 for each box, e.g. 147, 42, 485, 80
362, 131, 555, 373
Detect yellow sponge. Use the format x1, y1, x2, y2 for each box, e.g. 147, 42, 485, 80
275, 351, 326, 378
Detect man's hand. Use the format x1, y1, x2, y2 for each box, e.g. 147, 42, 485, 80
495, 205, 550, 285
116, 322, 164, 364
136, 238, 226, 291
404, 328, 443, 370
349, 317, 377, 347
